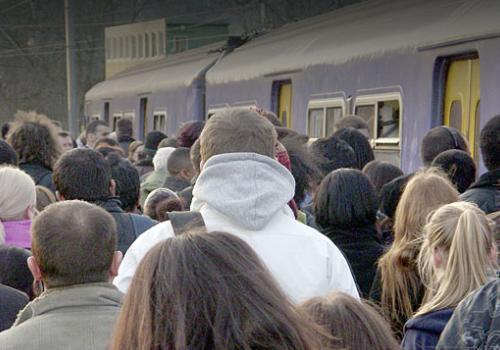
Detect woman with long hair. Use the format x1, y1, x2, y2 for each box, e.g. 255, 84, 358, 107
402, 202, 497, 349
369, 169, 459, 338
110, 231, 319, 350
300, 292, 400, 350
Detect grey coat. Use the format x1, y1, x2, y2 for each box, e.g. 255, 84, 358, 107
0, 283, 123, 350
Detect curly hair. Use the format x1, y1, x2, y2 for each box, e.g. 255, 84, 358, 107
7, 111, 62, 169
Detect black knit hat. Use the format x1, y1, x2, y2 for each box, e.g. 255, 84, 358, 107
144, 131, 167, 151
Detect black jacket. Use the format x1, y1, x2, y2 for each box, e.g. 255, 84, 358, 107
95, 198, 157, 253
321, 225, 384, 297
461, 169, 500, 214
0, 283, 28, 331
19, 162, 55, 192
162, 175, 191, 193
402, 308, 454, 350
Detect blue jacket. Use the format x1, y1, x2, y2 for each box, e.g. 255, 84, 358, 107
402, 308, 454, 350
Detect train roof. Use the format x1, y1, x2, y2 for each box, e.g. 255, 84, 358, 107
207, 0, 500, 84
85, 41, 224, 100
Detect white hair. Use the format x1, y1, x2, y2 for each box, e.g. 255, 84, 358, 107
0, 166, 36, 242
152, 147, 176, 171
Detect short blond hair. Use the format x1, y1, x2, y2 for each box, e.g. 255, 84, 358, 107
200, 108, 276, 162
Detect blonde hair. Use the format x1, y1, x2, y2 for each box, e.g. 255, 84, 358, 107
0, 166, 36, 241
416, 202, 497, 316
377, 169, 459, 322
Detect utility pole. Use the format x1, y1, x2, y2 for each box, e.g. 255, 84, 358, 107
64, 0, 78, 136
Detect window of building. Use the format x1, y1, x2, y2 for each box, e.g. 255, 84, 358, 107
124, 36, 130, 58
131, 36, 137, 59
112, 113, 123, 131
151, 32, 157, 57
138, 35, 144, 58
306, 98, 346, 138
112, 38, 117, 59
119, 37, 124, 58
106, 39, 111, 59
354, 93, 402, 145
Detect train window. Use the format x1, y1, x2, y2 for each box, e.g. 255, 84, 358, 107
144, 33, 150, 58
354, 104, 376, 139
153, 111, 167, 132
355, 93, 402, 145
138, 35, 144, 58
377, 100, 400, 139
308, 109, 324, 138
112, 114, 122, 131
131, 36, 137, 59
326, 107, 342, 136
158, 32, 165, 55
449, 100, 462, 131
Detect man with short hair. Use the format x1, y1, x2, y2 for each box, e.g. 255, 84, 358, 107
461, 115, 500, 213
53, 149, 156, 253
57, 131, 74, 152
116, 108, 359, 302
162, 147, 195, 193
0, 201, 122, 349
85, 120, 110, 149
335, 115, 370, 138
116, 118, 135, 155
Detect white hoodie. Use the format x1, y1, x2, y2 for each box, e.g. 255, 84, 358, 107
114, 153, 359, 302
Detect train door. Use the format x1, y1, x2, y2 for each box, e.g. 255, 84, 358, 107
139, 97, 148, 141
273, 80, 292, 127
443, 57, 480, 157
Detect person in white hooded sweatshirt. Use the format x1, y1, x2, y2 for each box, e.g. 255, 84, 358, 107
114, 108, 359, 302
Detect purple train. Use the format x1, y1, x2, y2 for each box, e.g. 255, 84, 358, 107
85, 0, 500, 173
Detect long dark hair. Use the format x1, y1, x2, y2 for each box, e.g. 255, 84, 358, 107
111, 231, 318, 350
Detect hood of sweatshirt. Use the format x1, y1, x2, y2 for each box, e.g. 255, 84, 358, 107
192, 153, 295, 230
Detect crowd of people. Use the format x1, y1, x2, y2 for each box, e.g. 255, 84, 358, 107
0, 107, 498, 350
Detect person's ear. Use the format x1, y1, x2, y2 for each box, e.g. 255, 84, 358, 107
24, 205, 36, 220
109, 251, 123, 279
109, 179, 116, 197
55, 191, 65, 202
27, 256, 43, 282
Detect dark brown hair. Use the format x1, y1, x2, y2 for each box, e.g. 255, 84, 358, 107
299, 293, 399, 350
31, 200, 117, 288
7, 110, 62, 169
111, 231, 318, 350
35, 185, 56, 212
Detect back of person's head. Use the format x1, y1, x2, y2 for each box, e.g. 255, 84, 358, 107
106, 153, 140, 212
116, 118, 133, 138
416, 202, 497, 316
421, 126, 469, 166
378, 174, 412, 220
1, 122, 10, 139
96, 146, 123, 158
0, 139, 18, 165
480, 115, 500, 171
159, 137, 178, 148
176, 121, 204, 148
190, 138, 202, 174
333, 127, 375, 169
261, 110, 282, 127
299, 292, 399, 350
281, 137, 321, 204
362, 160, 404, 195
7, 110, 62, 169
143, 188, 183, 222
111, 231, 317, 350
35, 185, 56, 212
310, 136, 357, 176
95, 137, 121, 150
53, 148, 112, 202
0, 167, 36, 242
276, 127, 309, 144
314, 169, 378, 229
167, 147, 193, 176
30, 201, 118, 288
0, 246, 34, 299
378, 169, 459, 320
200, 108, 276, 162
335, 115, 370, 138
144, 131, 167, 151
152, 147, 176, 172
85, 120, 108, 136
431, 149, 476, 193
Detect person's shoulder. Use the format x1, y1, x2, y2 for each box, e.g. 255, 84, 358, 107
0, 284, 28, 305
126, 220, 174, 255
